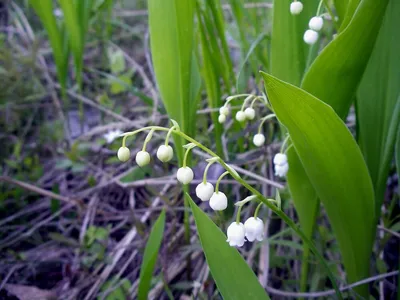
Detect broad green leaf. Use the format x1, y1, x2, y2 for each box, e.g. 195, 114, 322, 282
137, 210, 166, 300
188, 196, 270, 300
262, 72, 375, 296
302, 0, 390, 118
287, 0, 389, 290
271, 0, 318, 86
148, 0, 200, 162
339, 0, 361, 31
356, 0, 400, 213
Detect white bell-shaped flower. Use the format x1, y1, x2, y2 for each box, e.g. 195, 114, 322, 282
156, 145, 173, 162
226, 222, 246, 247
176, 167, 194, 185
309, 16, 324, 31
290, 1, 303, 15
244, 217, 264, 242
235, 111, 246, 122
136, 151, 150, 167
273, 153, 288, 166
209, 192, 228, 211
253, 134, 265, 147
244, 107, 256, 120
219, 106, 229, 116
304, 29, 319, 45
195, 182, 214, 201
117, 147, 130, 162
218, 114, 226, 124
275, 162, 289, 177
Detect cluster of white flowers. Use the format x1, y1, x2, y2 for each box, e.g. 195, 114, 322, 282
116, 116, 285, 249
304, 16, 324, 45
226, 217, 265, 247
218, 105, 256, 124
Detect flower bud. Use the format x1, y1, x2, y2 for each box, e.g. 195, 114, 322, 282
177, 167, 194, 185
136, 151, 150, 167
244, 107, 256, 120
209, 192, 228, 211
244, 217, 264, 242
195, 182, 214, 201
303, 29, 319, 45
273, 153, 288, 166
219, 106, 229, 116
117, 147, 130, 162
253, 134, 265, 147
290, 1, 303, 15
235, 111, 246, 122
156, 145, 173, 162
309, 16, 324, 31
226, 222, 246, 247
218, 114, 226, 124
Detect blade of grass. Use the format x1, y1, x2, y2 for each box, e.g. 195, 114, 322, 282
30, 0, 68, 93
138, 210, 166, 300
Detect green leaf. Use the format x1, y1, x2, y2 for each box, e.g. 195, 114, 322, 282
137, 210, 166, 300
148, 0, 200, 162
397, 129, 400, 192
261, 72, 375, 296
356, 0, 400, 213
188, 196, 270, 300
100, 277, 131, 300
302, 0, 390, 118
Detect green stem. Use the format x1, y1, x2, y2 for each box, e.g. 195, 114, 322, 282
316, 0, 324, 15
258, 114, 276, 133
165, 126, 176, 146
203, 161, 214, 184
254, 202, 263, 218
121, 125, 343, 299
322, 0, 339, 31
240, 95, 254, 111
280, 135, 291, 153
236, 205, 243, 224
142, 128, 155, 151
183, 145, 195, 168
215, 171, 229, 193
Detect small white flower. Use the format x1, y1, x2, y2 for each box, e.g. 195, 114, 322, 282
218, 114, 226, 124
156, 145, 173, 162
290, 1, 303, 15
304, 29, 319, 45
273, 153, 288, 166
209, 192, 228, 211
219, 106, 229, 116
244, 107, 256, 120
177, 167, 194, 185
195, 182, 214, 201
117, 147, 130, 162
309, 16, 324, 31
244, 217, 264, 242
53, 8, 63, 18
136, 151, 150, 167
253, 134, 266, 147
104, 129, 123, 144
275, 162, 289, 177
226, 222, 246, 247
235, 111, 246, 122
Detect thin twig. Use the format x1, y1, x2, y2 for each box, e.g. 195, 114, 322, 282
266, 271, 399, 298
0, 176, 83, 207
